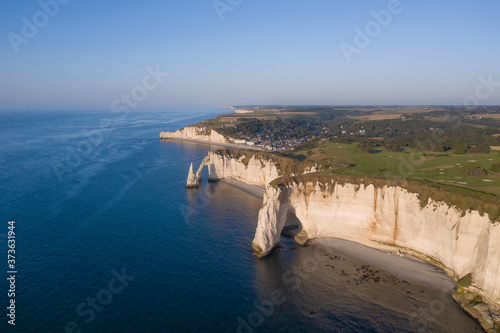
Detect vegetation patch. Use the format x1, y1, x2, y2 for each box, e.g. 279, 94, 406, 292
491, 162, 500, 172
470, 294, 484, 304
457, 273, 473, 288
405, 179, 499, 219
465, 166, 488, 178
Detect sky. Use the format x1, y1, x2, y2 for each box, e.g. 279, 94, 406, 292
0, 0, 499, 110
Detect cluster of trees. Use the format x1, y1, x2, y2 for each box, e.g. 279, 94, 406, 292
466, 144, 491, 154
292, 140, 319, 151
463, 117, 500, 128
465, 167, 488, 178
426, 106, 500, 118
387, 130, 497, 153
491, 163, 500, 172
358, 141, 380, 154
328, 118, 472, 139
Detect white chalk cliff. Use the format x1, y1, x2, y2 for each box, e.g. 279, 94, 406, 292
183, 149, 499, 328
252, 180, 500, 308
160, 126, 228, 143
189, 150, 280, 186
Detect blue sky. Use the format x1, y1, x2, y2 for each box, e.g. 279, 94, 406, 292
0, 0, 499, 110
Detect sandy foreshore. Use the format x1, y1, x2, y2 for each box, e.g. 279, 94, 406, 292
161, 137, 264, 151
312, 237, 456, 293
220, 178, 265, 199
274, 237, 483, 332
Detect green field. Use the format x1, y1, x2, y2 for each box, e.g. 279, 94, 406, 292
289, 141, 500, 196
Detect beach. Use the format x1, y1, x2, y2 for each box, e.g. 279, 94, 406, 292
312, 237, 456, 293
220, 178, 265, 199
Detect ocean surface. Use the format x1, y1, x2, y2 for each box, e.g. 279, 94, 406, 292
0, 109, 483, 332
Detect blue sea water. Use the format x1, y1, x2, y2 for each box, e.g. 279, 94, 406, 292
0, 109, 483, 333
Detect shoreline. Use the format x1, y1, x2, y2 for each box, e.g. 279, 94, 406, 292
160, 137, 264, 151
311, 237, 456, 293
219, 178, 265, 199
310, 237, 497, 331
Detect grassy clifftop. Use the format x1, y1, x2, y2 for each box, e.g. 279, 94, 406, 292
288, 140, 500, 196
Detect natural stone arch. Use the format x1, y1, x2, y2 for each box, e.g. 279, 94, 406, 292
195, 156, 220, 182
281, 208, 303, 239
186, 155, 223, 187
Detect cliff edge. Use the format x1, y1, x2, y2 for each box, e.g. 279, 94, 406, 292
160, 125, 228, 143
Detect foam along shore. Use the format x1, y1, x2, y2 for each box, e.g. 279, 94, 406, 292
220, 178, 265, 199
313, 237, 456, 292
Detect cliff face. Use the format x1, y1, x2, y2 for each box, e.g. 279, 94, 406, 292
160, 126, 227, 143
193, 150, 280, 186
252, 181, 500, 307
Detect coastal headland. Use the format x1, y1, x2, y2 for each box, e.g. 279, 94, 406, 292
161, 106, 500, 332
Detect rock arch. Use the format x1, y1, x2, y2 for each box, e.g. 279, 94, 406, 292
186, 155, 221, 187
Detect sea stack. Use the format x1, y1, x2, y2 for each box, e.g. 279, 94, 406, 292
186, 163, 200, 188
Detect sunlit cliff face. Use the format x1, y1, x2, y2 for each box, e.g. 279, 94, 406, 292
252, 181, 500, 307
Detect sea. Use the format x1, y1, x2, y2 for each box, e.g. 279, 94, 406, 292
0, 109, 484, 332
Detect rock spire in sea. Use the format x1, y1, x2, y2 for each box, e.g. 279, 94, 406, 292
186, 163, 200, 188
